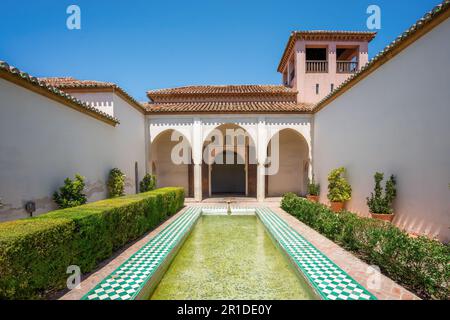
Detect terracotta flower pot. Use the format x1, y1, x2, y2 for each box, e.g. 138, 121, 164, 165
307, 195, 319, 203
371, 212, 395, 222
330, 201, 344, 212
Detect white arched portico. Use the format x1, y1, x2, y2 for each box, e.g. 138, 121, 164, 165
148, 114, 313, 201
202, 123, 257, 197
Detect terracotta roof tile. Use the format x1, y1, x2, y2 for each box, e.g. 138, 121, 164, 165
0, 62, 119, 125
277, 30, 377, 72
148, 85, 296, 95
144, 101, 313, 114
39, 77, 145, 112
39, 77, 115, 88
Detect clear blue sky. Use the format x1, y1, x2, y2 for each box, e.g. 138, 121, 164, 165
0, 0, 441, 101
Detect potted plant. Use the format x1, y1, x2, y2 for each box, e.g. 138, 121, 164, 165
367, 172, 397, 222
327, 167, 352, 212
306, 176, 320, 202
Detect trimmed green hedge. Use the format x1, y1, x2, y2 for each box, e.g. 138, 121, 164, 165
0, 187, 184, 299
281, 193, 449, 300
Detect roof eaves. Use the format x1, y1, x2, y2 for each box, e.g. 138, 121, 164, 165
313, 0, 450, 113
277, 31, 377, 73
40, 78, 146, 114
0, 62, 120, 126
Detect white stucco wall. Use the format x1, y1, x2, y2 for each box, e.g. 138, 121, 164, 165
313, 18, 450, 242
0, 81, 146, 221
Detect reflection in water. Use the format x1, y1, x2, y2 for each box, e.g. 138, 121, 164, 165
150, 215, 317, 300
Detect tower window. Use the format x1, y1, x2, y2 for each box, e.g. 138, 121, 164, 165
316, 84, 320, 95
331, 84, 334, 92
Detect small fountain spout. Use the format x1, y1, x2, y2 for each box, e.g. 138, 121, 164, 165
226, 200, 232, 215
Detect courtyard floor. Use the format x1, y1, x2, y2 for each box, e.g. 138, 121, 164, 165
56, 198, 419, 300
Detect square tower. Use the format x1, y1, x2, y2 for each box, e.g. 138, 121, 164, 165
278, 31, 376, 104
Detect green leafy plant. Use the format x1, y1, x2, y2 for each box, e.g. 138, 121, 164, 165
53, 174, 87, 209
281, 194, 449, 300
367, 173, 397, 214
307, 176, 320, 196
140, 174, 157, 193
327, 167, 352, 202
0, 187, 185, 299
107, 168, 125, 198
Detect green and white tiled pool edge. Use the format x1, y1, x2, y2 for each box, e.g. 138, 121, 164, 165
82, 206, 376, 300
255, 207, 376, 300
82, 207, 202, 300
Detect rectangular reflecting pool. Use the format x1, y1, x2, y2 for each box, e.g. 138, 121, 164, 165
83, 206, 376, 300
150, 215, 318, 300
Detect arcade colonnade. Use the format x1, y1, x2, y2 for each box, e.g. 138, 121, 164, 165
149, 115, 312, 201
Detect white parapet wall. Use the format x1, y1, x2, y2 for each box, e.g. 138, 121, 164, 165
313, 18, 450, 242
0, 80, 146, 221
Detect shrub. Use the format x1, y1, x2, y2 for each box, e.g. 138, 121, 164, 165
140, 174, 157, 193
281, 194, 450, 300
0, 187, 184, 299
367, 172, 397, 214
107, 168, 125, 198
53, 174, 87, 209
307, 176, 320, 196
327, 167, 352, 202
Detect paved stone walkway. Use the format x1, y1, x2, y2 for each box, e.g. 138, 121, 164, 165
58, 200, 419, 300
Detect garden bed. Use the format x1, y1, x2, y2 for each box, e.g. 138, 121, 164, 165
281, 193, 449, 300
0, 187, 184, 299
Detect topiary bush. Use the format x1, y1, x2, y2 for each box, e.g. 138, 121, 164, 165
281, 193, 449, 300
327, 167, 352, 202
307, 176, 320, 196
140, 174, 157, 193
53, 174, 87, 209
107, 168, 125, 198
0, 187, 184, 300
367, 172, 397, 214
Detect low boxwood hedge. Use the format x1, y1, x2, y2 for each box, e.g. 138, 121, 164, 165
0, 187, 184, 299
281, 193, 449, 300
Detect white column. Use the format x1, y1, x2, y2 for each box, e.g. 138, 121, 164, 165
256, 117, 267, 202
192, 117, 203, 201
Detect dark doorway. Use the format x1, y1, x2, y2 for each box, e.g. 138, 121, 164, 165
211, 151, 246, 195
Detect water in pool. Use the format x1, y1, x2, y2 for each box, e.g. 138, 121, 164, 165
150, 215, 317, 300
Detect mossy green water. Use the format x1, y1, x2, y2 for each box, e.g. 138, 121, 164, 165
150, 215, 317, 300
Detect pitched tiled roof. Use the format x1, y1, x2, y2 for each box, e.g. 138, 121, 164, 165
277, 30, 377, 72
39, 77, 145, 113
313, 0, 450, 113
39, 77, 114, 88
147, 85, 297, 103
148, 85, 296, 95
144, 101, 313, 114
0, 61, 119, 125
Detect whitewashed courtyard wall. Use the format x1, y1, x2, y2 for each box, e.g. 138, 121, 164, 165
313, 18, 450, 242
0, 81, 146, 221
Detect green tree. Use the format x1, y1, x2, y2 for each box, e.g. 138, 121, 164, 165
140, 174, 157, 193
307, 176, 320, 196
367, 172, 397, 214
53, 174, 87, 208
107, 168, 125, 198
327, 167, 352, 202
